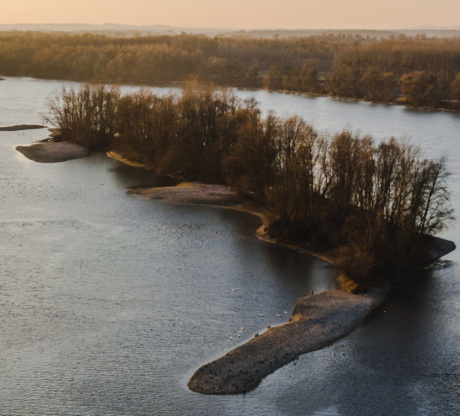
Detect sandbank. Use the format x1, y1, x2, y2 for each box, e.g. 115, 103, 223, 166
16, 142, 89, 163
188, 289, 385, 394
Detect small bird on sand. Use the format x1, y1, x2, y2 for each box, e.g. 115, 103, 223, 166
230, 336, 233, 340
241, 326, 244, 330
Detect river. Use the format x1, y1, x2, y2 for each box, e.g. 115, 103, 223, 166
1, 77, 459, 415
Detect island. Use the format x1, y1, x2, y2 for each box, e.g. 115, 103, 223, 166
17, 82, 456, 394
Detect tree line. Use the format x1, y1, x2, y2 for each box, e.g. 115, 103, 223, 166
44, 83, 453, 284
3, 32, 460, 109
0, 31, 345, 87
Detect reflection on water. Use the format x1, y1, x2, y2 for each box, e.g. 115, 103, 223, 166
0, 77, 460, 415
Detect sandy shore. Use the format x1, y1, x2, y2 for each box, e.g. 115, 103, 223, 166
188, 289, 385, 394
107, 151, 156, 169
16, 142, 89, 163
0, 124, 47, 131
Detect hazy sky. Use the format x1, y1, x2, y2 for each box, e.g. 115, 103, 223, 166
2, 0, 460, 29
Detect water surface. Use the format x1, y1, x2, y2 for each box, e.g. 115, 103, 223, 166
1, 77, 459, 415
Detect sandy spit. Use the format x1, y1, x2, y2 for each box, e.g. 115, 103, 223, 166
16, 142, 89, 163
188, 289, 385, 395
0, 124, 47, 131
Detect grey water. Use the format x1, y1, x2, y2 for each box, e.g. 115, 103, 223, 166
1, 77, 459, 415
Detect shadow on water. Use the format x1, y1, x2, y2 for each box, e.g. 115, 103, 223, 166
80, 151, 180, 190
110, 164, 179, 190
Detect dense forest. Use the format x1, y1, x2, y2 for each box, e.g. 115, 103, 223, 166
2, 31, 460, 109
44, 83, 453, 284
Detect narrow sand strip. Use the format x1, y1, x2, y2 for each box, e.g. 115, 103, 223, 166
107, 151, 156, 169
0, 124, 47, 131
188, 290, 385, 394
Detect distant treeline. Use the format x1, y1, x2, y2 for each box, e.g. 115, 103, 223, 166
2, 32, 460, 109
44, 83, 453, 283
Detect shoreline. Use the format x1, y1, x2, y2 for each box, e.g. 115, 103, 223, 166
129, 183, 337, 264
129, 180, 455, 395
265, 88, 460, 114
107, 151, 156, 169
129, 182, 348, 286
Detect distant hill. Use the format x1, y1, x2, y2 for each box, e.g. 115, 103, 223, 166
407, 24, 460, 30
0, 23, 233, 36
1, 23, 460, 39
